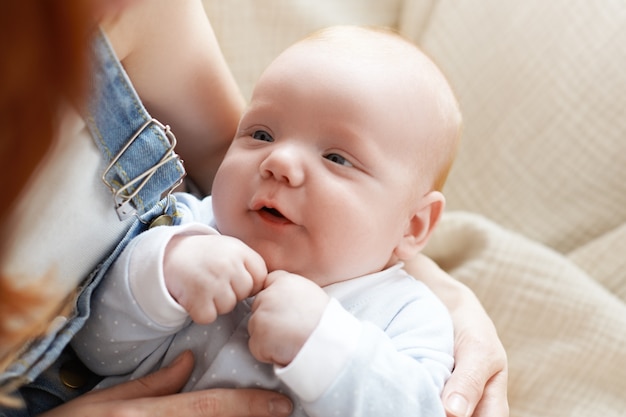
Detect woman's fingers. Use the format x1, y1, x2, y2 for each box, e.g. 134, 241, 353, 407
442, 328, 509, 417
128, 388, 293, 417
40, 350, 293, 417
469, 369, 509, 417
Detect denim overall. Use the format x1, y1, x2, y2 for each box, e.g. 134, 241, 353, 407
0, 29, 185, 416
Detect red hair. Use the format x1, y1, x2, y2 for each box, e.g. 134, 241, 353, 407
0, 0, 94, 374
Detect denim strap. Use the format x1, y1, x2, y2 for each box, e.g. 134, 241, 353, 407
84, 29, 185, 220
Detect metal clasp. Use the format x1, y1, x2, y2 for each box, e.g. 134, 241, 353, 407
101, 118, 184, 221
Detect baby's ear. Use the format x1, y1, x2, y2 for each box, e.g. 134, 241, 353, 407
393, 191, 445, 260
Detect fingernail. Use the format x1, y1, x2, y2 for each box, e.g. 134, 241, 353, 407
269, 397, 293, 416
446, 393, 469, 417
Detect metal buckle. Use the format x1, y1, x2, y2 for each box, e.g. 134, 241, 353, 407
101, 118, 185, 221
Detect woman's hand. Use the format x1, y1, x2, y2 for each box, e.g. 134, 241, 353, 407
440, 284, 509, 417
39, 350, 292, 417
404, 254, 509, 417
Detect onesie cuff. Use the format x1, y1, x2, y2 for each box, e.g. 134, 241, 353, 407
129, 223, 218, 328
275, 298, 362, 402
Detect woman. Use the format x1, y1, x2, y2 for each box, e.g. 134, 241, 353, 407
0, 1, 507, 416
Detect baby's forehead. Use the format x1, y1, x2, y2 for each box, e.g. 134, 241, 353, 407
274, 30, 444, 105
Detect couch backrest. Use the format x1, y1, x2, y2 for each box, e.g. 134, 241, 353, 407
414, 0, 626, 254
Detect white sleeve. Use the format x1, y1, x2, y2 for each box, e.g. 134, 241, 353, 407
129, 223, 218, 327
275, 298, 361, 401
276, 277, 453, 417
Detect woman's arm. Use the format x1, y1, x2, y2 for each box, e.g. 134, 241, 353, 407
404, 254, 509, 417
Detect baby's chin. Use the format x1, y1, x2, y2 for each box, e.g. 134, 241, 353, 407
263, 257, 316, 282
252, 245, 342, 287
265, 264, 340, 288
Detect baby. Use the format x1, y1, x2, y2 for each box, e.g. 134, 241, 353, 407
74, 25, 462, 417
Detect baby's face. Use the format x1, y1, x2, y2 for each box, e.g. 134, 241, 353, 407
212, 36, 441, 286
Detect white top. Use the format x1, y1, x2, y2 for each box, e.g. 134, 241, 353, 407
1, 105, 132, 292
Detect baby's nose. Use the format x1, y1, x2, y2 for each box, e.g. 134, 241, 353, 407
259, 145, 305, 186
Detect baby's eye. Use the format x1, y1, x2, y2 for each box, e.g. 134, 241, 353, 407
252, 130, 274, 142
324, 153, 353, 167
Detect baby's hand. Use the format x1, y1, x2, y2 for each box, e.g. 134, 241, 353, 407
164, 234, 267, 324
248, 271, 330, 366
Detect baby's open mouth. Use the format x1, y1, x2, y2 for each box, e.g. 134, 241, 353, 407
261, 206, 285, 219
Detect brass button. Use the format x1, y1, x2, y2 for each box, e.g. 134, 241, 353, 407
59, 359, 89, 389
149, 214, 173, 229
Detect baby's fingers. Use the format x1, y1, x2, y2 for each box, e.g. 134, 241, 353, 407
242, 247, 268, 296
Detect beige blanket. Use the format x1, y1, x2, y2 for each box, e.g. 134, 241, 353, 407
425, 212, 626, 417
204, 1, 626, 415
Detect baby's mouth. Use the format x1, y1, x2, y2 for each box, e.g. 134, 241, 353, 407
257, 206, 295, 225
261, 206, 285, 219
